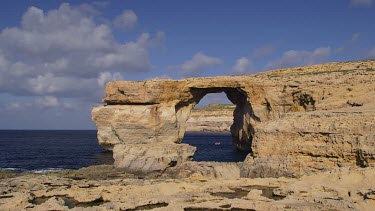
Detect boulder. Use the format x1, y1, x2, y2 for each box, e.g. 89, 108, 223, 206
113, 144, 196, 175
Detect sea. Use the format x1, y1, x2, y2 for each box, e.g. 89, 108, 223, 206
0, 130, 248, 173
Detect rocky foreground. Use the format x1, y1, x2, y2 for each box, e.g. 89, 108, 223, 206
1, 165, 375, 210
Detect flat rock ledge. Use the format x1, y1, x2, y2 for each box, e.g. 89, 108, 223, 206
1, 166, 375, 210
92, 60, 375, 178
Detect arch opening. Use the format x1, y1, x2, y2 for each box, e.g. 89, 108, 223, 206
175, 87, 258, 162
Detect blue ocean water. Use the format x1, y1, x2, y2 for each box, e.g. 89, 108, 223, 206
0, 130, 113, 172
182, 132, 249, 162
0, 130, 248, 172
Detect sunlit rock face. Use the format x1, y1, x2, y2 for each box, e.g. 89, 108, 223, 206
92, 77, 261, 174
185, 104, 235, 132
92, 60, 375, 177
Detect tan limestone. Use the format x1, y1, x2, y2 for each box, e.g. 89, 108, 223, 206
92, 60, 375, 177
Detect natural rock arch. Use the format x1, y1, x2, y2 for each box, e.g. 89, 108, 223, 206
175, 87, 258, 152
92, 60, 375, 178
92, 77, 263, 174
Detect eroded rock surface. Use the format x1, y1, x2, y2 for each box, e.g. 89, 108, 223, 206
186, 104, 235, 132
92, 60, 375, 177
113, 143, 196, 175
241, 106, 375, 178
93, 78, 260, 174
1, 166, 375, 210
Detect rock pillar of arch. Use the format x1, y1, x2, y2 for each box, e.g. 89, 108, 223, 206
92, 77, 261, 175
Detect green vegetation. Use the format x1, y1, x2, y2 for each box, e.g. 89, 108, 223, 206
194, 104, 235, 111
295, 69, 355, 76
366, 68, 375, 72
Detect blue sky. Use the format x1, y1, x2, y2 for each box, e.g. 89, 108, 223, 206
0, 0, 374, 129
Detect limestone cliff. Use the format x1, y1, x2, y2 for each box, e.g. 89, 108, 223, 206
92, 59, 375, 177
186, 104, 234, 132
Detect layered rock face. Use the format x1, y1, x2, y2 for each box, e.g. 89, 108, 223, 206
241, 60, 375, 177
92, 60, 375, 177
186, 104, 234, 132
93, 78, 260, 174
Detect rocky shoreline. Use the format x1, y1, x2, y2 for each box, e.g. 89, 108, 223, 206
1, 165, 374, 210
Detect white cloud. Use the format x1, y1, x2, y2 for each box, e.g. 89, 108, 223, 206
227, 45, 275, 75
35, 96, 59, 107
113, 9, 138, 31
97, 72, 123, 87
5, 96, 73, 111
176, 52, 222, 77
146, 74, 172, 80
231, 57, 253, 75
350, 0, 373, 7
0, 3, 163, 101
265, 47, 331, 70
335, 33, 361, 54
77, 3, 103, 16
26, 73, 102, 100
135, 31, 166, 48
91, 38, 151, 70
